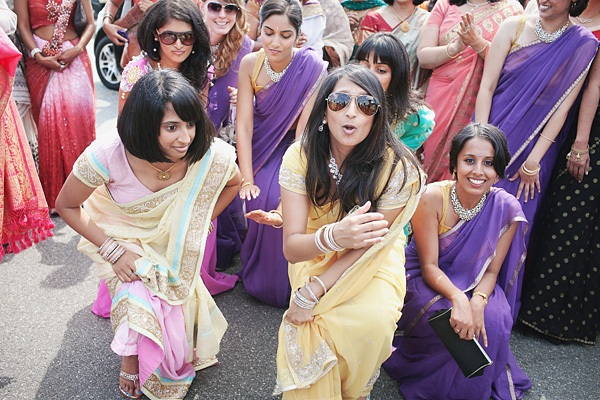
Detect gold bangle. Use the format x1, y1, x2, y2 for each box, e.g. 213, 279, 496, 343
539, 134, 555, 143
521, 162, 541, 175
473, 291, 488, 305
571, 144, 589, 155
475, 41, 489, 54
208, 221, 214, 234
269, 210, 283, 229
240, 181, 255, 189
446, 44, 458, 59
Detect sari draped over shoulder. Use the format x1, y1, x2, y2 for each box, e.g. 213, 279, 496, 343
74, 138, 237, 400
422, 0, 523, 183
385, 182, 531, 400
393, 105, 435, 153
240, 48, 327, 308
275, 142, 424, 399
0, 29, 53, 260
491, 27, 598, 251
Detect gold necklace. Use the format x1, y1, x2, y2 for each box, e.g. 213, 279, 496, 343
145, 160, 179, 180
391, 6, 417, 33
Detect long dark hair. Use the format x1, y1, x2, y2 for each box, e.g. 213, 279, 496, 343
137, 0, 211, 93
355, 32, 426, 126
301, 64, 422, 217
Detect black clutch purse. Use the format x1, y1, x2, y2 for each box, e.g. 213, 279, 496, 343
73, 0, 87, 36
427, 308, 493, 378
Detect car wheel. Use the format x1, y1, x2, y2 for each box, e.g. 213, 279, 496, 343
95, 35, 122, 90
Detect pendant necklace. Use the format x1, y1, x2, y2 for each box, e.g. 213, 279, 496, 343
145, 160, 179, 181
210, 42, 220, 54
264, 55, 292, 83
466, 0, 489, 9
328, 150, 343, 186
534, 18, 570, 43
391, 6, 417, 33
450, 185, 487, 221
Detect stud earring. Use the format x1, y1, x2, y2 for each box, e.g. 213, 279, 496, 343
192, 50, 195, 54
452, 172, 456, 180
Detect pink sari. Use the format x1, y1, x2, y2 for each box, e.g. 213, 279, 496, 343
422, 0, 522, 183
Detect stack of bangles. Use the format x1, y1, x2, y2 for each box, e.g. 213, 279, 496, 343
240, 178, 256, 190
293, 276, 328, 310
314, 223, 345, 253
566, 144, 589, 162
98, 237, 126, 264
103, 12, 114, 23
521, 162, 541, 176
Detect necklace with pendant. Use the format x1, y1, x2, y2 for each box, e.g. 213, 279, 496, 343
391, 6, 417, 33
466, 0, 489, 9
328, 150, 343, 186
450, 185, 487, 221
145, 160, 179, 181
264, 55, 292, 83
534, 18, 570, 43
210, 42, 220, 54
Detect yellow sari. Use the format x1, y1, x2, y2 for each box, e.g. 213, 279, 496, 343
275, 142, 423, 399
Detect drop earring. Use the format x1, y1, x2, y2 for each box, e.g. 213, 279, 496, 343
318, 120, 326, 132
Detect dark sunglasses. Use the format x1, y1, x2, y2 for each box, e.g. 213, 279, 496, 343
157, 31, 195, 46
326, 92, 380, 116
207, 2, 240, 15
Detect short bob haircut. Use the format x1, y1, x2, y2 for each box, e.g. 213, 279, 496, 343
301, 64, 422, 216
449, 122, 511, 179
118, 70, 215, 164
384, 0, 425, 6
137, 0, 211, 92
355, 32, 424, 125
259, 0, 303, 36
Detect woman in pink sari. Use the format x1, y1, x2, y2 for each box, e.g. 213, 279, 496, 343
15, 0, 96, 210
418, 0, 522, 183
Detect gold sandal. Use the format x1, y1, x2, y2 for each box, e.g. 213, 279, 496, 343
119, 371, 142, 399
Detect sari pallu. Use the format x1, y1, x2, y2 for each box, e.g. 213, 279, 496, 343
74, 139, 237, 400
422, 0, 522, 183
240, 47, 327, 308
385, 184, 531, 400
25, 34, 95, 210
0, 30, 53, 260
490, 26, 597, 254
275, 142, 424, 399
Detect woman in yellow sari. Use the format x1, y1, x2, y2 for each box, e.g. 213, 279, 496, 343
56, 70, 241, 400
274, 64, 424, 399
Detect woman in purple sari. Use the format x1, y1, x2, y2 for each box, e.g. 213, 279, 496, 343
384, 123, 531, 400
236, 0, 327, 307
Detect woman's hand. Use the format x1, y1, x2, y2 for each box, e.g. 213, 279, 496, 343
450, 292, 474, 341
239, 182, 260, 200
34, 53, 64, 72
245, 209, 282, 226
112, 250, 141, 283
567, 150, 590, 182
228, 86, 237, 106
103, 22, 128, 46
57, 46, 81, 66
331, 201, 389, 249
470, 296, 488, 346
510, 160, 541, 202
295, 31, 308, 48
285, 304, 314, 325
138, 0, 154, 12
457, 13, 485, 51
346, 11, 361, 31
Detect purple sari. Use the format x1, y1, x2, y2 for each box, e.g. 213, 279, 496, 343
207, 36, 253, 274
239, 47, 327, 308
384, 186, 531, 400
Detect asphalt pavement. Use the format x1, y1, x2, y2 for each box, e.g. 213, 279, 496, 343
0, 42, 598, 400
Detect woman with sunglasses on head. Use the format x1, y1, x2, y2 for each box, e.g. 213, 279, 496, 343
236, 0, 327, 308
117, 0, 211, 114
55, 70, 241, 400
274, 64, 423, 399
384, 123, 531, 399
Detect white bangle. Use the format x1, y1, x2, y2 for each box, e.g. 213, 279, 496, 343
30, 47, 42, 58
314, 225, 331, 253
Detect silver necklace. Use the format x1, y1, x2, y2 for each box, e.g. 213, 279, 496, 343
450, 185, 487, 221
575, 14, 598, 24
328, 150, 343, 186
264, 55, 292, 83
466, 0, 489, 9
534, 18, 570, 43
210, 42, 220, 54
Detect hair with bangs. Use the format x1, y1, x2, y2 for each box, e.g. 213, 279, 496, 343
301, 64, 422, 217
118, 70, 215, 164
355, 32, 425, 126
449, 122, 511, 178
137, 0, 211, 92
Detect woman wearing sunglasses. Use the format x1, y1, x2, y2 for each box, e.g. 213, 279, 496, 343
236, 0, 327, 308
274, 64, 423, 399
117, 0, 211, 113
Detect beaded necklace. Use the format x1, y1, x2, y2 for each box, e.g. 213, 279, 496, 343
450, 185, 487, 221
534, 18, 570, 43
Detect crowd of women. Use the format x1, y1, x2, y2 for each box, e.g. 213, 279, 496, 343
1, 0, 599, 397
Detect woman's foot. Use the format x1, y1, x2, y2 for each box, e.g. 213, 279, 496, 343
119, 355, 142, 399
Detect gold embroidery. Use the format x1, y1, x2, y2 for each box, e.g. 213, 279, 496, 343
279, 165, 307, 195
73, 154, 108, 188
118, 189, 178, 214
378, 162, 419, 209
364, 367, 380, 389
441, 0, 515, 44
142, 372, 191, 400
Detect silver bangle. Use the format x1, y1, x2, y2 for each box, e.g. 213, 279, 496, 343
325, 223, 345, 252
30, 47, 42, 58
304, 283, 319, 303
311, 276, 327, 296
314, 225, 331, 253
293, 289, 316, 309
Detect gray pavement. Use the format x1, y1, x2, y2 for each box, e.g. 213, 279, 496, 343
0, 42, 599, 400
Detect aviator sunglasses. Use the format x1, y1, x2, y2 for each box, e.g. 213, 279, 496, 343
326, 92, 380, 116
156, 31, 195, 46
206, 2, 240, 15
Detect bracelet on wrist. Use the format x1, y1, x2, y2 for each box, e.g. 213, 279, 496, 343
310, 276, 327, 296
566, 144, 589, 162
268, 210, 283, 229
240, 181, 255, 189
98, 237, 127, 264
446, 44, 458, 59
30, 47, 42, 58
473, 291, 488, 305
293, 289, 316, 309
521, 162, 541, 176
475, 41, 489, 54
